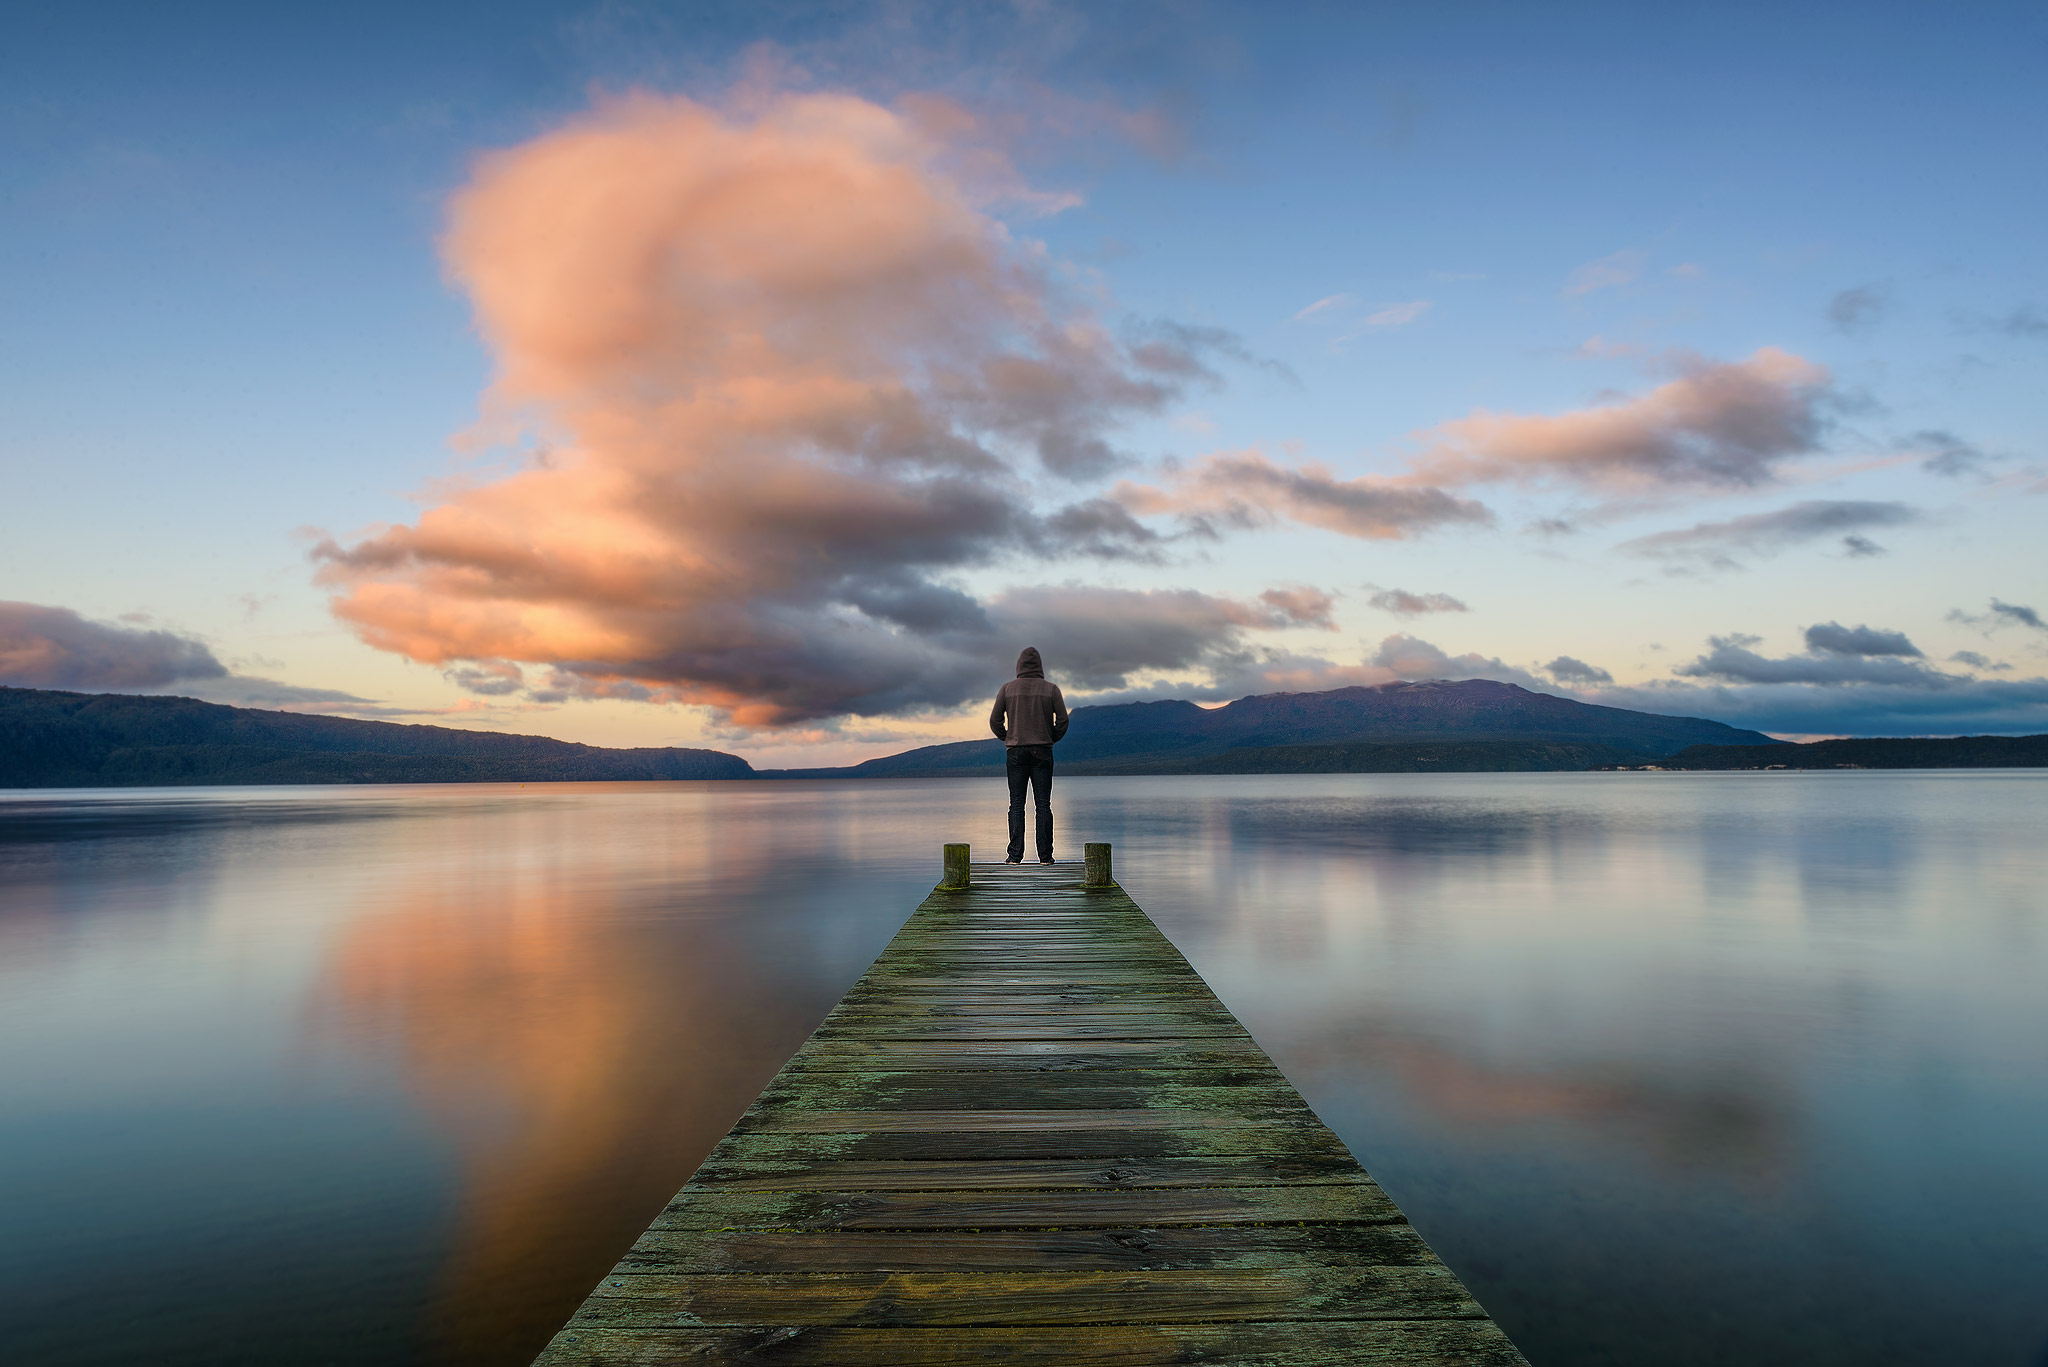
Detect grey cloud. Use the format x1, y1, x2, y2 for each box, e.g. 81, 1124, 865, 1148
1120, 451, 1492, 541
1993, 304, 2048, 338
1677, 635, 1960, 688
1949, 599, 2048, 632
0, 600, 227, 691
988, 585, 1306, 691
0, 600, 372, 707
1368, 634, 1553, 692
1588, 676, 2048, 736
1826, 285, 1886, 335
1803, 622, 1921, 658
1903, 429, 1994, 479
1545, 655, 1613, 685
1617, 500, 1922, 570
1841, 535, 1887, 557
1366, 587, 1469, 616
1993, 599, 2046, 630
1949, 650, 2010, 672
445, 662, 527, 696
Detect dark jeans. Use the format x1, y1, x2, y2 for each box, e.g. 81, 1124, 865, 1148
1005, 744, 1055, 861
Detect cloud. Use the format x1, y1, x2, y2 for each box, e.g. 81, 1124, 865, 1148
1545, 655, 1613, 685
1803, 622, 1921, 658
1409, 349, 1834, 491
988, 585, 1346, 691
314, 88, 1279, 728
1949, 651, 2010, 672
1840, 535, 1886, 557
1257, 586, 1339, 630
1826, 285, 1886, 335
1291, 292, 1354, 322
1563, 248, 1647, 296
0, 600, 227, 691
1116, 449, 1492, 541
1949, 599, 2048, 632
1358, 299, 1431, 328
1617, 500, 1922, 570
1991, 304, 2048, 338
1992, 599, 2046, 630
1677, 634, 1959, 687
1366, 587, 1468, 617
1589, 675, 2048, 737
0, 600, 371, 707
1898, 428, 1994, 479
1367, 634, 1552, 691
1567, 626, 2048, 735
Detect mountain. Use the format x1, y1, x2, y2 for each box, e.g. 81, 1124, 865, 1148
769, 679, 1783, 777
1650, 734, 2048, 770
0, 686, 754, 787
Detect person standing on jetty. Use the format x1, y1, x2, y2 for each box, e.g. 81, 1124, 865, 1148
988, 646, 1069, 863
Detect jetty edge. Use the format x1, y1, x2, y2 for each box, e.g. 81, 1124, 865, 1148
534, 843, 1528, 1365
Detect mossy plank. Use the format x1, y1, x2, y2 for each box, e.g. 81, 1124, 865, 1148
686, 1154, 1378, 1191
649, 1184, 1405, 1232
572, 1267, 1484, 1326
530, 862, 1526, 1366
617, 1224, 1442, 1275
535, 1319, 1528, 1366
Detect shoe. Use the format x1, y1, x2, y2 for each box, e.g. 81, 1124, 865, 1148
1004, 855, 1022, 864
1039, 857, 1055, 864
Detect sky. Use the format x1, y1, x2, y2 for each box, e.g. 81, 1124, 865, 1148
2, 0, 2044, 766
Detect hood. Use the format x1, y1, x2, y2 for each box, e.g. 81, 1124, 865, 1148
1014, 647, 1045, 679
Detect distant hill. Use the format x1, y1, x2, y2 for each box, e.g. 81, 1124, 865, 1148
1649, 734, 2048, 770
0, 687, 755, 787
769, 679, 1783, 777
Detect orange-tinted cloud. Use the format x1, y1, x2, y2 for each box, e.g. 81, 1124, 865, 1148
1115, 449, 1492, 540
1411, 347, 1833, 491
315, 89, 1306, 726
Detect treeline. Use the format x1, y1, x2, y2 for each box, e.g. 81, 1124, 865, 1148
0, 687, 754, 787
1651, 735, 2048, 770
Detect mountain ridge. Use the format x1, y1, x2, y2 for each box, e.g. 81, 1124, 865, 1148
767, 679, 1783, 777
1, 678, 1784, 787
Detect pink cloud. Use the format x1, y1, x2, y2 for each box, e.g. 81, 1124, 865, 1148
315, 90, 1292, 727
1116, 449, 1491, 540
1410, 348, 1832, 491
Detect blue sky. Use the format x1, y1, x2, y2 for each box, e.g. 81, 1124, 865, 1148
3, 2, 2043, 763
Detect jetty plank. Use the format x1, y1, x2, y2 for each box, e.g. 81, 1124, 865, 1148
534, 860, 1525, 1366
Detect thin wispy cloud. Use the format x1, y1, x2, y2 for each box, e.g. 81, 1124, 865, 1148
1358, 299, 1431, 328
1290, 292, 1355, 322
1365, 587, 1468, 616
1116, 450, 1491, 541
1563, 248, 1647, 296
1617, 500, 1923, 570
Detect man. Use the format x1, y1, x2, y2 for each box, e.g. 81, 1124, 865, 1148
988, 646, 1069, 864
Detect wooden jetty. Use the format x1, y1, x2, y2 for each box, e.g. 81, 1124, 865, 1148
535, 845, 1527, 1365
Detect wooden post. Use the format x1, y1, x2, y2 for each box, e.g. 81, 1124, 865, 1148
939, 843, 971, 889
1084, 841, 1113, 887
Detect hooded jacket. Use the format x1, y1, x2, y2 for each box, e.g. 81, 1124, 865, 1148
989, 647, 1069, 747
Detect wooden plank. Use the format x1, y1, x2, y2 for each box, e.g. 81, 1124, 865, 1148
530, 861, 1527, 1367
687, 1155, 1381, 1190
573, 1267, 1485, 1325
536, 1320, 1528, 1365
650, 1185, 1406, 1232
618, 1224, 1444, 1274
701, 1127, 1357, 1162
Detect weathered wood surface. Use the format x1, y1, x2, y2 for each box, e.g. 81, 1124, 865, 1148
535, 861, 1526, 1366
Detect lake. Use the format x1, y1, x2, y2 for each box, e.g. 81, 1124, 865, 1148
1, 773, 2044, 1366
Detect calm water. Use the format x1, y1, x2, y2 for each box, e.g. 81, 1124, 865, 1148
1, 773, 2045, 1366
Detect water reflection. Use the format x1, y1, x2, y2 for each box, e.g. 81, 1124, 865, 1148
1, 774, 2044, 1366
